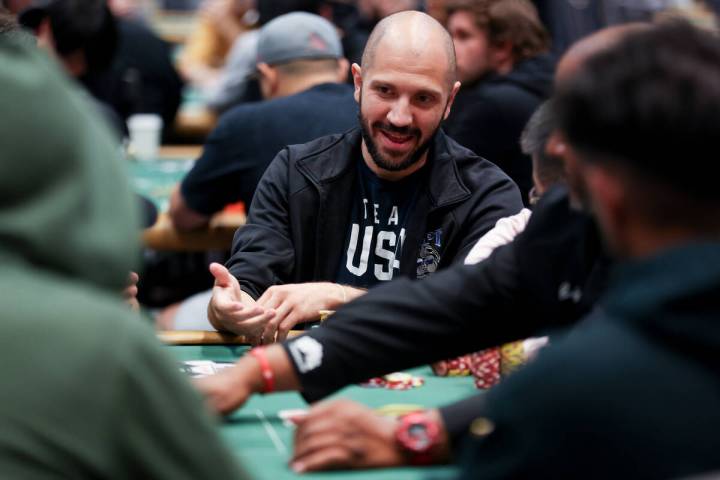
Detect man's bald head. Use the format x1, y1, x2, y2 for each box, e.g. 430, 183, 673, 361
361, 11, 457, 87
556, 23, 651, 84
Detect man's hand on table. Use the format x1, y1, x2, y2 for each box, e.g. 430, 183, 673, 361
194, 344, 300, 414
256, 283, 366, 342
207, 263, 276, 345
291, 399, 405, 473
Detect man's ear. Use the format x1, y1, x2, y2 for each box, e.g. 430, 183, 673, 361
443, 80, 462, 120
256, 62, 277, 98
351, 63, 362, 104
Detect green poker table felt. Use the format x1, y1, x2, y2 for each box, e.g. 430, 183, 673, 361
171, 345, 480, 480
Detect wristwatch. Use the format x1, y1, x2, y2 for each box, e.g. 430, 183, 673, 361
395, 411, 441, 465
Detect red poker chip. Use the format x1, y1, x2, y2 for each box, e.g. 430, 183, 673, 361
470, 348, 501, 389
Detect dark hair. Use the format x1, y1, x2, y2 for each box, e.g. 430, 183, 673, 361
556, 21, 720, 201
520, 100, 564, 189
41, 0, 117, 71
556, 21, 720, 228
444, 0, 550, 62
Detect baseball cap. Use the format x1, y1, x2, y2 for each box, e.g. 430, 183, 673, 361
256, 12, 343, 65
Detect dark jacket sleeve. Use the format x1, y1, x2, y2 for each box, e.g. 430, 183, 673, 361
283, 241, 541, 402
225, 149, 296, 299
282, 187, 596, 402
181, 111, 260, 216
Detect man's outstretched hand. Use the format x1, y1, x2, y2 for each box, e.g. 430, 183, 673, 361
207, 263, 275, 344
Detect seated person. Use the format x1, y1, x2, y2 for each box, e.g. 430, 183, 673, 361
443, 0, 555, 203
0, 35, 244, 478
169, 12, 357, 231
204, 0, 322, 113
463, 98, 561, 264
206, 10, 523, 343
176, 0, 253, 92
197, 21, 720, 479
18, 0, 128, 139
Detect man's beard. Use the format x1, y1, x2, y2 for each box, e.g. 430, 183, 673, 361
358, 104, 440, 173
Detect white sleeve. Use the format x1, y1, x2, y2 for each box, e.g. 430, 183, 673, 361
464, 208, 532, 265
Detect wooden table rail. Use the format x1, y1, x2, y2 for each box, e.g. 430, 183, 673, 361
158, 329, 304, 345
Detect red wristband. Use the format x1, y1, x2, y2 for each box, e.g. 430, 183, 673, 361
249, 347, 275, 394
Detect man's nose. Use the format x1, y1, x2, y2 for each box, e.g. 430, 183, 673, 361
386, 98, 412, 128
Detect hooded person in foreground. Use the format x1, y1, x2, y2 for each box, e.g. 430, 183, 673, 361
0, 36, 246, 479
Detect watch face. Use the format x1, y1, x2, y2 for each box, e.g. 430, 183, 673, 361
407, 423, 431, 451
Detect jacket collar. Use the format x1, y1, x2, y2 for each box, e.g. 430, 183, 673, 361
297, 127, 472, 210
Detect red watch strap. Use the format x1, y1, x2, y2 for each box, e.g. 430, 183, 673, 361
249, 347, 275, 394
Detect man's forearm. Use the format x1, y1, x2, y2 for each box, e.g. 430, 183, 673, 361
241, 343, 301, 393
168, 185, 210, 231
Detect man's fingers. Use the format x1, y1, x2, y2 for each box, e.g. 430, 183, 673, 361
122, 284, 138, 299
292, 446, 355, 473
260, 310, 281, 343
293, 431, 347, 463
128, 271, 139, 285
294, 415, 343, 446
234, 308, 276, 343
211, 291, 244, 313
209, 262, 234, 287
276, 315, 298, 342
255, 288, 277, 307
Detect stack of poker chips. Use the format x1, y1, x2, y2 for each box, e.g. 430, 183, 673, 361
360, 372, 425, 390
469, 348, 502, 389
431, 355, 473, 377
467, 337, 550, 389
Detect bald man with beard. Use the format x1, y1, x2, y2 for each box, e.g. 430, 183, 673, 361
204, 11, 521, 344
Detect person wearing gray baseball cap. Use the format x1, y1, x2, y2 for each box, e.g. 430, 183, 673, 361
254, 11, 347, 98
256, 11, 343, 65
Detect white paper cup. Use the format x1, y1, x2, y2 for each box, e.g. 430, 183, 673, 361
128, 114, 163, 161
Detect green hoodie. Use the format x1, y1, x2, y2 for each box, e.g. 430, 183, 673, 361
0, 37, 246, 479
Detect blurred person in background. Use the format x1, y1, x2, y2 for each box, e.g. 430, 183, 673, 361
443, 0, 554, 204
177, 0, 255, 92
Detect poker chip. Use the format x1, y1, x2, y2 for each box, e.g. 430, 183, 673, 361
500, 341, 526, 376
433, 355, 472, 377
359, 377, 387, 388
447, 356, 472, 377
469, 347, 501, 389
359, 372, 425, 390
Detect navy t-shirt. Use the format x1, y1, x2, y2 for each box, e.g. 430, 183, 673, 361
335, 157, 425, 289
